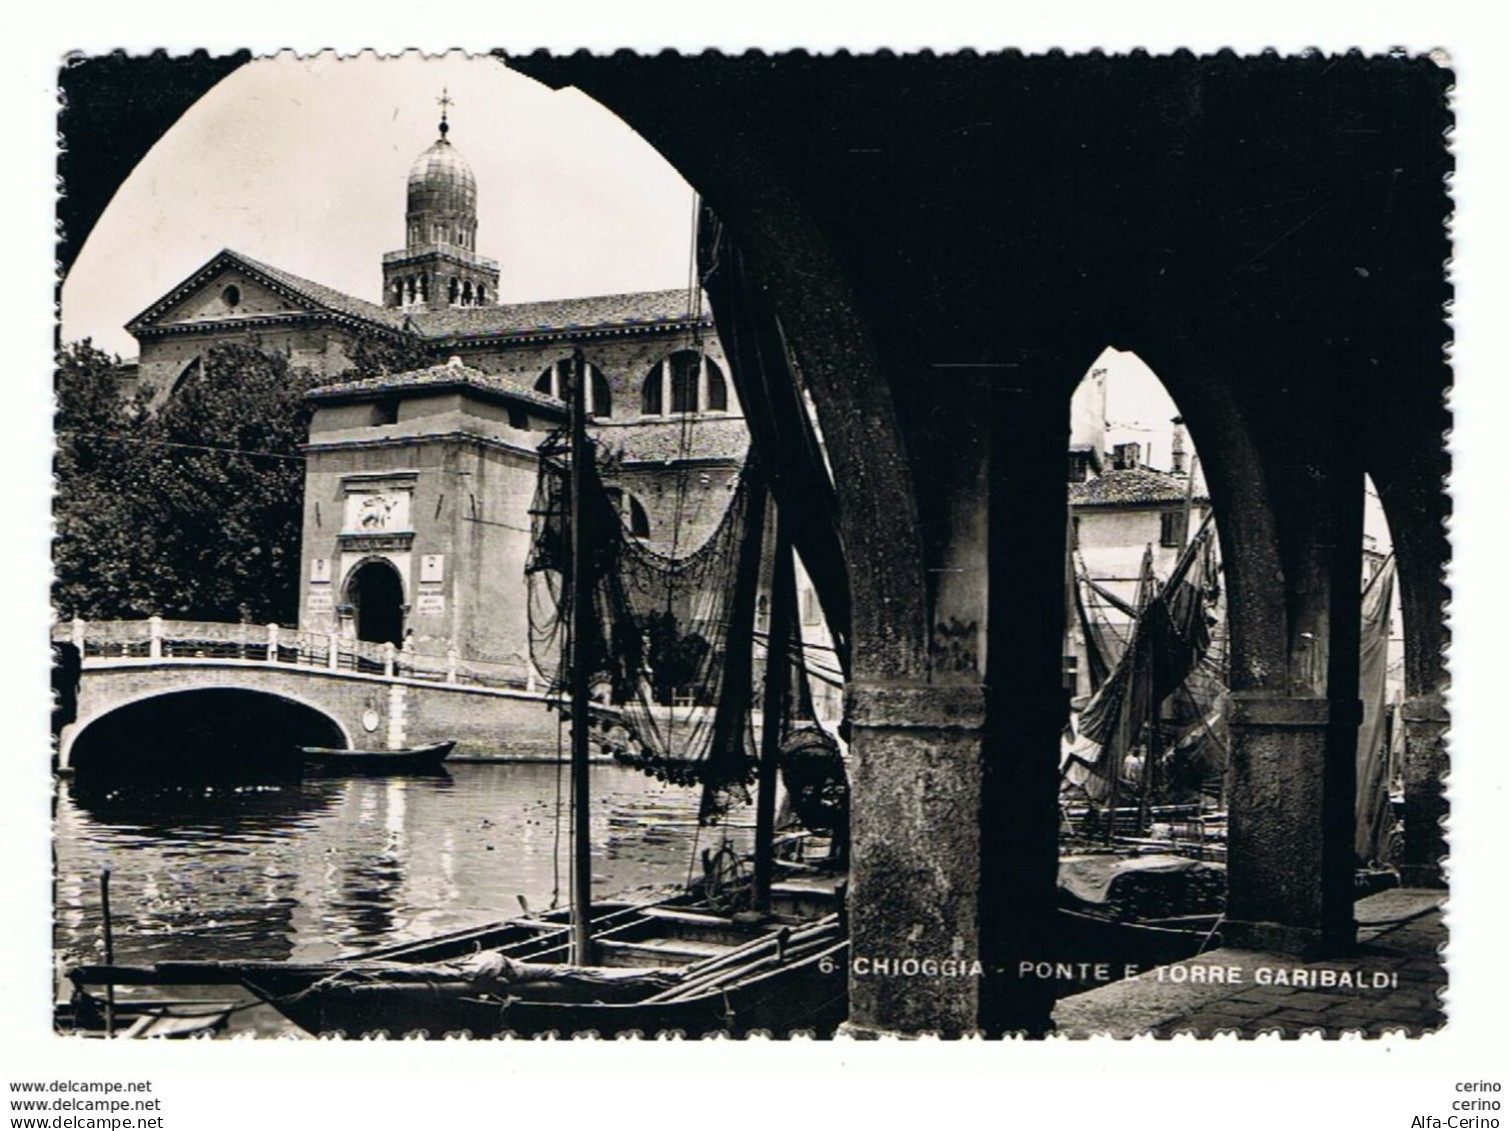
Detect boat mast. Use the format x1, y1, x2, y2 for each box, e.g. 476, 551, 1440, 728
1137, 543, 1159, 834
568, 349, 594, 965
753, 505, 794, 914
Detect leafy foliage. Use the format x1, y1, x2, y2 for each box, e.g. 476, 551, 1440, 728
53, 341, 315, 624
345, 330, 432, 381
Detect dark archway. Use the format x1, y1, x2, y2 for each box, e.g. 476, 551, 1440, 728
68, 687, 346, 779
347, 559, 405, 646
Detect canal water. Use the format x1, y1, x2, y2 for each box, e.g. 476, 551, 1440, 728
55, 763, 754, 975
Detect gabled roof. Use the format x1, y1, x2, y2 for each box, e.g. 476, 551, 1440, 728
232, 252, 413, 332
309, 359, 565, 415
127, 249, 708, 347
126, 248, 412, 337
408, 289, 708, 341
1069, 465, 1208, 508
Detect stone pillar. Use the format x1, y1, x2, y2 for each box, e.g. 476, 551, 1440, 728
1223, 446, 1364, 959
71, 617, 86, 652
1400, 690, 1448, 888
1224, 694, 1362, 955
401, 636, 416, 677
845, 682, 985, 1037
327, 632, 341, 672
382, 641, 396, 679
148, 615, 163, 660
386, 683, 407, 751
446, 646, 460, 685
266, 623, 280, 663
976, 377, 1073, 1037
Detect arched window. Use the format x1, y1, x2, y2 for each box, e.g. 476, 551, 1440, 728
538, 359, 613, 418
476, 284, 486, 304
169, 356, 202, 398
670, 353, 699, 413
642, 364, 664, 415
448, 277, 459, 305
705, 359, 728, 412
627, 496, 650, 539
604, 487, 651, 539
641, 351, 726, 416
462, 280, 474, 306
419, 274, 429, 302
393, 279, 405, 305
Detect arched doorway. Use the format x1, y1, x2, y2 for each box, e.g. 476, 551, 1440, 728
347, 559, 405, 646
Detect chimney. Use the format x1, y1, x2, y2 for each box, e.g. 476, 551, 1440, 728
1112, 441, 1141, 470
1170, 416, 1187, 476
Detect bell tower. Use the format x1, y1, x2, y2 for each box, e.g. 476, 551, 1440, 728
382, 92, 500, 311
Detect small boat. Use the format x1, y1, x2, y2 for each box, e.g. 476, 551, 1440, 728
55, 991, 239, 1039
299, 739, 455, 774
233, 908, 846, 1039
67, 876, 848, 1038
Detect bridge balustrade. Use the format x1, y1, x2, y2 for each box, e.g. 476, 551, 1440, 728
54, 618, 538, 693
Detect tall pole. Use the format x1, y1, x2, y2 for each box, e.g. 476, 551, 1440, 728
753, 506, 793, 914
1138, 546, 1160, 834
567, 349, 594, 965
1177, 451, 1200, 556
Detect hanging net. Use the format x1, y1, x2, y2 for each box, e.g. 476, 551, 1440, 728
526, 426, 765, 822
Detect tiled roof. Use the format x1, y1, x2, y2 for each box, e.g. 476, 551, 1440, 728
230, 251, 414, 332
1069, 466, 1208, 507
130, 249, 707, 345
309, 360, 565, 413
408, 288, 708, 340
596, 418, 750, 465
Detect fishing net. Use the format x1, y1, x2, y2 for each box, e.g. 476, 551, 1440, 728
527, 427, 764, 822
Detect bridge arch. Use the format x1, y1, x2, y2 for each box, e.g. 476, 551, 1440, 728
64, 683, 351, 776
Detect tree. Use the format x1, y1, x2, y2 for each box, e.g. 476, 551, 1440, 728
345, 330, 432, 381
54, 341, 316, 624
52, 340, 154, 619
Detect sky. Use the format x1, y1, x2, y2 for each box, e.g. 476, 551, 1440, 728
61, 53, 700, 358
59, 52, 1387, 549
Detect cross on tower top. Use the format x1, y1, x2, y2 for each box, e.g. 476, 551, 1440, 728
437, 88, 454, 138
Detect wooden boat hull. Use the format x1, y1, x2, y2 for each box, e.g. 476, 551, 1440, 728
300, 740, 455, 774
55, 995, 239, 1038
237, 939, 848, 1039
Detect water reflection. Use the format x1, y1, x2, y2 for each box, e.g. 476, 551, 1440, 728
55, 763, 754, 970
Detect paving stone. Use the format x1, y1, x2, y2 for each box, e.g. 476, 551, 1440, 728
1279, 991, 1346, 1012
1054, 900, 1444, 1039
1204, 998, 1281, 1018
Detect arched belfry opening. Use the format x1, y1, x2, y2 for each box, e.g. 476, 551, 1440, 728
346, 559, 406, 646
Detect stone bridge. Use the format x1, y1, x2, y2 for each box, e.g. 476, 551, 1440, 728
53, 619, 576, 772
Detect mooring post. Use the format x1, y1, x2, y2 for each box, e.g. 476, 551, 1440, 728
100, 869, 115, 1039
383, 641, 396, 678
446, 645, 459, 684
71, 616, 86, 653
147, 615, 163, 659
266, 622, 280, 663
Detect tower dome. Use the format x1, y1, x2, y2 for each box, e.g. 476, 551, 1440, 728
407, 137, 477, 220
384, 95, 499, 311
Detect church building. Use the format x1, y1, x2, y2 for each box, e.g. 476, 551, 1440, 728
121, 106, 752, 687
